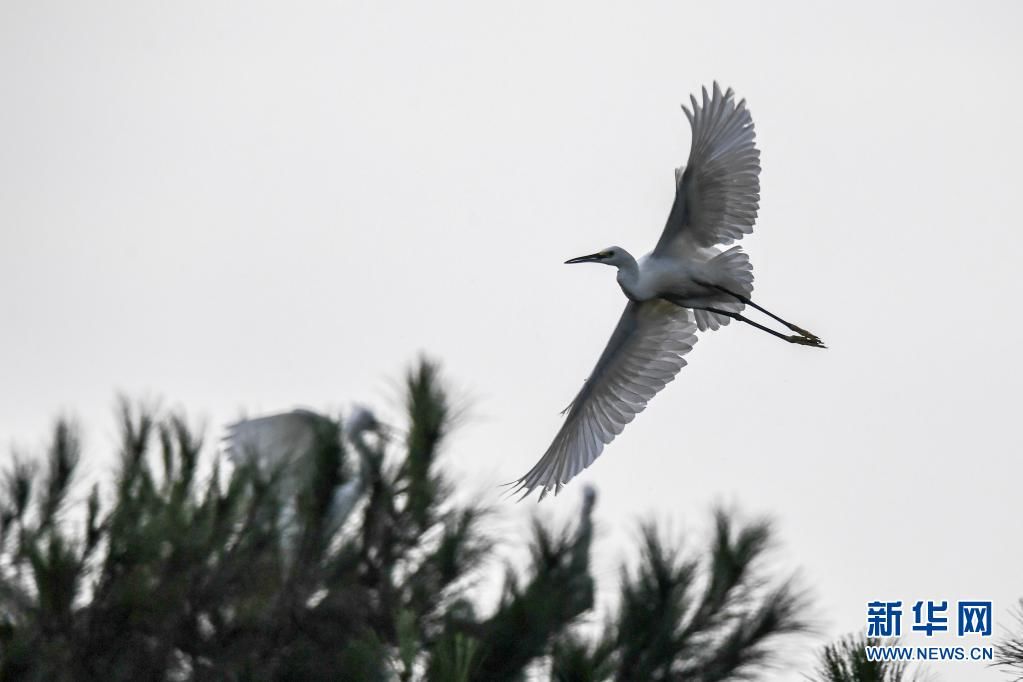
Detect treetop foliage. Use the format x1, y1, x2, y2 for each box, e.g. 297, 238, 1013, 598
0, 358, 827, 681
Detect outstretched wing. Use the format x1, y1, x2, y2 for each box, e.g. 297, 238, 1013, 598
511, 300, 698, 500
654, 83, 760, 255
224, 409, 323, 471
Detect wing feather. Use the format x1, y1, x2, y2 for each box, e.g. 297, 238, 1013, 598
654, 82, 761, 254
224, 409, 322, 470
510, 300, 698, 500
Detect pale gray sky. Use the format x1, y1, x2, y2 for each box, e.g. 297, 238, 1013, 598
2, 1, 1021, 679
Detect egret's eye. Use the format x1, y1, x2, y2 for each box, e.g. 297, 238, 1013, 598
601, 251, 613, 259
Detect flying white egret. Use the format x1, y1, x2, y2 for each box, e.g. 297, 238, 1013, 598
511, 83, 823, 501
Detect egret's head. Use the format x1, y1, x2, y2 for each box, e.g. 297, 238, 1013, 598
565, 246, 629, 268
345, 405, 380, 436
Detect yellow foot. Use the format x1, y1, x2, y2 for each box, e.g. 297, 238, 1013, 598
788, 324, 821, 342
787, 334, 826, 348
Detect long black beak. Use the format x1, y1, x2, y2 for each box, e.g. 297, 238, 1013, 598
565, 252, 604, 264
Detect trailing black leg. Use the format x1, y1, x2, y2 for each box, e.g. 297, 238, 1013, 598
694, 306, 825, 348
697, 282, 823, 344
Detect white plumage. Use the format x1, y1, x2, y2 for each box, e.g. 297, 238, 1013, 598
223, 407, 382, 543
511, 83, 823, 501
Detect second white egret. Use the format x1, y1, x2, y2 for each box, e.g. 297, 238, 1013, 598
512, 83, 823, 501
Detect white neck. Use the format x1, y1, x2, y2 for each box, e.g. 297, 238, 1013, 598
613, 251, 642, 300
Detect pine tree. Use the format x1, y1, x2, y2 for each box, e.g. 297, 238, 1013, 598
0, 358, 812, 681
996, 599, 1023, 681
808, 635, 927, 682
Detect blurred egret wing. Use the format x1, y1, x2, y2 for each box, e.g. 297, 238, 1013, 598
223, 409, 323, 472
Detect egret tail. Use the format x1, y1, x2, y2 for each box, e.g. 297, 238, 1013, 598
692, 247, 754, 332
